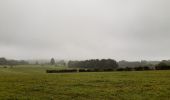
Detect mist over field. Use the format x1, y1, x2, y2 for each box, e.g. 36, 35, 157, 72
0, 0, 170, 61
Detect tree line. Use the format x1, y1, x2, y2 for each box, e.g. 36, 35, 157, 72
155, 60, 170, 70
0, 57, 28, 67
68, 59, 170, 71
68, 59, 118, 69
1, 57, 170, 70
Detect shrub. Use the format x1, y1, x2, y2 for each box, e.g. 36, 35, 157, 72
134, 67, 144, 71
143, 66, 150, 70
79, 69, 86, 72
46, 69, 77, 73
116, 68, 125, 71
3, 66, 7, 68
156, 62, 170, 70
103, 69, 114, 72
124, 67, 133, 71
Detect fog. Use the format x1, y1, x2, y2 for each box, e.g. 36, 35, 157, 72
0, 0, 170, 61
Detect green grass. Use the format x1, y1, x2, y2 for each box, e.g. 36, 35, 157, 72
0, 65, 170, 100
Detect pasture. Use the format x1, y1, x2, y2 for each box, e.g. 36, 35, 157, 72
0, 65, 170, 100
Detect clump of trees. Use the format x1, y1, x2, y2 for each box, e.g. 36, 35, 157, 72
46, 69, 77, 73
0, 57, 28, 67
116, 60, 170, 71
46, 59, 170, 73
0, 58, 8, 65
68, 59, 118, 69
118, 60, 158, 68
155, 60, 170, 70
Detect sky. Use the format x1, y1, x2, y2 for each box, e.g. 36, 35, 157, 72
0, 0, 170, 61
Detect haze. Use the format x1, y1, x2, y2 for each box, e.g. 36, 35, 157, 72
0, 0, 170, 61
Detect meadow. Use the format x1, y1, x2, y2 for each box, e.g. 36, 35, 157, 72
0, 65, 170, 100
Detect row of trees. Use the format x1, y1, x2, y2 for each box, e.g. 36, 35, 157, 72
0, 57, 28, 66
155, 60, 170, 70
68, 59, 118, 69
118, 60, 170, 70
0, 57, 66, 67
118, 60, 159, 68
117, 60, 170, 71
1, 57, 170, 70
68, 59, 170, 71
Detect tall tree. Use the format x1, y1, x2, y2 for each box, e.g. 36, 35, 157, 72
50, 58, 55, 65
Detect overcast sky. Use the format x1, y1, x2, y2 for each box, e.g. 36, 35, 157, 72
0, 0, 170, 61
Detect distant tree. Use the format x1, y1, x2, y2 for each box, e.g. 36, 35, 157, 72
50, 58, 55, 65
0, 57, 7, 65
118, 60, 157, 69
19, 60, 29, 65
0, 58, 28, 67
124, 67, 133, 71
68, 59, 118, 69
143, 66, 150, 70
156, 61, 170, 70
56, 60, 66, 66
35, 61, 39, 65
8, 60, 18, 68
134, 66, 144, 71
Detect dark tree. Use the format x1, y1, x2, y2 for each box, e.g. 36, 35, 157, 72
8, 60, 17, 68
35, 61, 39, 65
0, 57, 29, 68
156, 61, 170, 70
50, 58, 55, 65
0, 58, 7, 65
68, 59, 118, 69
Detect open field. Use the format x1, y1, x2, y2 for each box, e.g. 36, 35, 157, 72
0, 65, 170, 100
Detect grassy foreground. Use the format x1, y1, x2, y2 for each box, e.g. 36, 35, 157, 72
0, 65, 170, 100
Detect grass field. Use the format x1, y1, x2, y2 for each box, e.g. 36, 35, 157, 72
0, 65, 170, 100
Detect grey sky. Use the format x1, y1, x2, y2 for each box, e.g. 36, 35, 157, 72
0, 0, 170, 61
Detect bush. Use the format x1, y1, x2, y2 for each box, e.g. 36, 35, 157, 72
86, 69, 95, 72
103, 69, 114, 72
124, 67, 133, 71
134, 67, 144, 71
79, 69, 86, 72
46, 69, 77, 73
68, 59, 118, 69
143, 66, 151, 70
116, 68, 125, 71
116, 66, 152, 71
156, 62, 170, 70
3, 66, 7, 68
